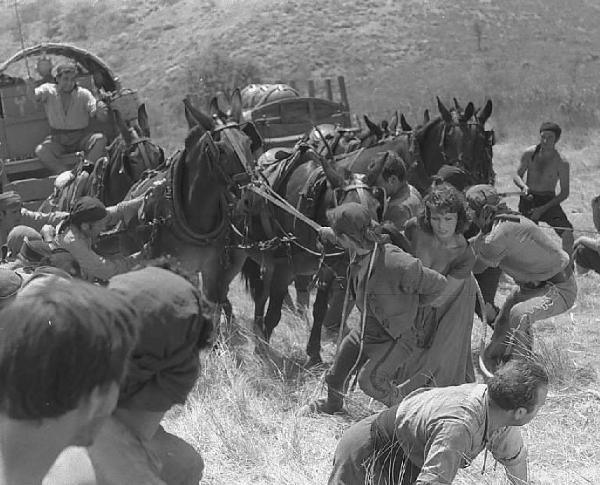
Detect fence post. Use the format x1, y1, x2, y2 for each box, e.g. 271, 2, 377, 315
325, 79, 333, 101
308, 80, 316, 98
338, 76, 349, 110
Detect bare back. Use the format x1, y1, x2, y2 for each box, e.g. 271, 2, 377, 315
519, 145, 569, 194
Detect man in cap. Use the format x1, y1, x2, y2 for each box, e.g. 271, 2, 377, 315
45, 267, 210, 485
328, 358, 548, 485
0, 276, 137, 485
27, 62, 109, 174
3, 225, 42, 260
466, 184, 577, 372
513, 121, 573, 254
302, 203, 447, 414
0, 191, 68, 244
54, 195, 148, 282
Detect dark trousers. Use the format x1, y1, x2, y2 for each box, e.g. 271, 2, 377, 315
326, 318, 415, 407
574, 245, 600, 274
329, 412, 421, 485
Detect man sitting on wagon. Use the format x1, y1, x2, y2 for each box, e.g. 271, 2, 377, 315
27, 62, 109, 174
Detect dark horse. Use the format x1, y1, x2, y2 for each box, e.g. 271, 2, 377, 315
239, 147, 386, 346
43, 104, 165, 212
242, 97, 495, 364
119, 91, 262, 329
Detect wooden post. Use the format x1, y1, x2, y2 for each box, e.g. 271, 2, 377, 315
308, 80, 316, 98
338, 75, 349, 109
325, 79, 333, 101
289, 80, 297, 91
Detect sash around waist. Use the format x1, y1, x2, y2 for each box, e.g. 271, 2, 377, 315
50, 127, 88, 135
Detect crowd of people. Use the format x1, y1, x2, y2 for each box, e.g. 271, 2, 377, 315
0, 61, 592, 483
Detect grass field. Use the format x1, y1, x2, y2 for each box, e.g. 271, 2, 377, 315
2, 1, 600, 482
163, 135, 600, 485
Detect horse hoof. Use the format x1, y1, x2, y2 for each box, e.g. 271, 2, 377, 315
304, 355, 323, 369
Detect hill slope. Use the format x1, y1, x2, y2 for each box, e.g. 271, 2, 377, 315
2, 0, 600, 147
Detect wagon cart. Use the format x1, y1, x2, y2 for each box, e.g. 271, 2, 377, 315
239, 76, 352, 149
0, 42, 142, 209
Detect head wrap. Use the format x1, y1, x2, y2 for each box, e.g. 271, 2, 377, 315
435, 165, 471, 192
18, 239, 52, 265
55, 63, 77, 77
539, 121, 561, 142
0, 268, 23, 309
67, 197, 107, 226
108, 267, 211, 412
328, 202, 373, 242
0, 191, 22, 210
6, 226, 42, 258
465, 184, 501, 211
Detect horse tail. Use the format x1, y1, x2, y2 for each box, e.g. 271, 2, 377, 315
241, 258, 263, 302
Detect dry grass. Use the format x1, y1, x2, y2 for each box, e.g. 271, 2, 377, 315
161, 136, 600, 484
2, 1, 600, 482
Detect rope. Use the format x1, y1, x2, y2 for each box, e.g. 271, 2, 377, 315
474, 277, 493, 378
245, 183, 322, 232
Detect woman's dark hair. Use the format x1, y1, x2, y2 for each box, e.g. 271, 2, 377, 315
487, 359, 549, 412
418, 182, 471, 234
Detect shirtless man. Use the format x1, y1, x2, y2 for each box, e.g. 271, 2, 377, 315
513, 121, 573, 254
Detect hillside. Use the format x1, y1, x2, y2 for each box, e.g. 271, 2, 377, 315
3, 0, 600, 148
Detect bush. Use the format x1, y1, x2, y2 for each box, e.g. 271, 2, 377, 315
186, 45, 262, 108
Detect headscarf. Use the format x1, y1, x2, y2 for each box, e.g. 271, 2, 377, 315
6, 226, 42, 258
67, 197, 107, 226
435, 164, 472, 192
539, 121, 562, 142
328, 202, 373, 242
327, 202, 390, 247
108, 267, 212, 412
0, 191, 22, 210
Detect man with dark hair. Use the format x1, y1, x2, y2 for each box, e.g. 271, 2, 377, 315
466, 184, 576, 372
513, 121, 573, 254
54, 195, 147, 282
0, 276, 137, 485
329, 359, 549, 485
27, 62, 109, 174
375, 151, 423, 230
45, 267, 210, 485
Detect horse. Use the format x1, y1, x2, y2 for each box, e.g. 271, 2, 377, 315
245, 97, 496, 365
43, 104, 165, 212
334, 97, 495, 194
118, 90, 262, 328
238, 147, 388, 348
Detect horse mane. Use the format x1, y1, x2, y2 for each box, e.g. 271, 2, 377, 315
414, 116, 443, 146
183, 125, 207, 156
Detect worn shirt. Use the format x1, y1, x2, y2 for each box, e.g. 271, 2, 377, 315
35, 83, 98, 130
55, 198, 144, 282
384, 184, 424, 230
470, 214, 569, 283
377, 383, 527, 484
43, 416, 166, 485
350, 243, 447, 339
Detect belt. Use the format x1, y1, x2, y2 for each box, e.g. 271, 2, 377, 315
547, 266, 572, 285
520, 266, 572, 289
50, 128, 87, 135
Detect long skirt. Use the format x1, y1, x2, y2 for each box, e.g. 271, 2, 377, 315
394, 275, 477, 399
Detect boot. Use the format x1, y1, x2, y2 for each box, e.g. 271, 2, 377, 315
298, 385, 344, 416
